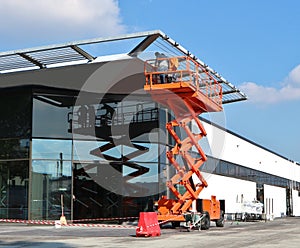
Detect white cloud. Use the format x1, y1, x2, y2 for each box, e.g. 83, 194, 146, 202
239, 64, 300, 104
284, 64, 300, 86
0, 0, 126, 47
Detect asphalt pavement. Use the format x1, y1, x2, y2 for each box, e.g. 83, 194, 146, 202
0, 217, 300, 248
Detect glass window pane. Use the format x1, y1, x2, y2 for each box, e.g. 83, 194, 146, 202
31, 160, 72, 220
32, 139, 72, 160
73, 140, 108, 161
33, 96, 73, 139
0, 90, 31, 138
0, 160, 29, 219
0, 138, 30, 159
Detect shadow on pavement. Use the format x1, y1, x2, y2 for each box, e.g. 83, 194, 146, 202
0, 240, 75, 248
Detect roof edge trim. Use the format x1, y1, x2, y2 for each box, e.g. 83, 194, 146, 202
0, 30, 165, 57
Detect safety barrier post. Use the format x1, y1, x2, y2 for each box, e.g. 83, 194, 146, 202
136, 212, 161, 237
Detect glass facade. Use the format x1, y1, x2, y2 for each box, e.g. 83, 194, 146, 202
31, 159, 72, 220
0, 86, 298, 220
0, 160, 29, 219
31, 89, 162, 220
32, 93, 73, 220
0, 89, 30, 220
31, 139, 72, 220
0, 138, 30, 160
0, 90, 31, 139
71, 99, 162, 219
32, 94, 73, 139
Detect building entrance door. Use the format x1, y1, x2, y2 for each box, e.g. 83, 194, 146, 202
72, 162, 122, 221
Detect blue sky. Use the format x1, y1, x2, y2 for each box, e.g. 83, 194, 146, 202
0, 0, 299, 162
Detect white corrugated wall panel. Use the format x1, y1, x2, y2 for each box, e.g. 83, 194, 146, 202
292, 190, 300, 216
264, 184, 286, 218
193, 173, 256, 214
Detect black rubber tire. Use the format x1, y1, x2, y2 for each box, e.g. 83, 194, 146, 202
171, 221, 181, 228
201, 211, 210, 230
243, 213, 248, 222
216, 210, 225, 227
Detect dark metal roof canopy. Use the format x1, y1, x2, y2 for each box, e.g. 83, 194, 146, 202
0, 30, 247, 104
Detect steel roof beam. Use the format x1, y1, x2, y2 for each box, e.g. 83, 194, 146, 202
70, 45, 95, 61
17, 52, 45, 69
222, 98, 247, 104
222, 89, 244, 95
128, 33, 160, 56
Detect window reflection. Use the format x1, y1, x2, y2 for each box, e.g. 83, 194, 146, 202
0, 91, 31, 139
0, 138, 30, 159
126, 143, 162, 163
31, 160, 72, 220
123, 162, 158, 184
0, 160, 29, 219
32, 160, 72, 177
32, 139, 72, 160
206, 156, 295, 190
73, 140, 160, 163
73, 139, 108, 161
33, 96, 72, 139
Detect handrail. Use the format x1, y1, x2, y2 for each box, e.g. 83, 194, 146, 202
144, 56, 222, 107
70, 103, 158, 129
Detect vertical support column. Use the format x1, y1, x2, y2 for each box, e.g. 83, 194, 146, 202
28, 139, 33, 220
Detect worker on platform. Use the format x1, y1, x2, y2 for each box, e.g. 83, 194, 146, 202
169, 57, 179, 82
155, 52, 168, 84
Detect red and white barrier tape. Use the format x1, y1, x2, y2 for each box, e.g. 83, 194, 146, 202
0, 214, 184, 229
0, 219, 55, 225
65, 223, 136, 228
70, 216, 138, 223
0, 218, 136, 229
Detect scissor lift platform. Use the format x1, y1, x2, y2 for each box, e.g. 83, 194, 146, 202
144, 56, 224, 226
144, 81, 222, 114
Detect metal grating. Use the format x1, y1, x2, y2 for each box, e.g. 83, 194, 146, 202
0, 54, 37, 71
221, 81, 246, 104
27, 47, 87, 65
0, 46, 91, 72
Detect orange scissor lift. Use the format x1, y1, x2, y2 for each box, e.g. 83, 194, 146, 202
144, 56, 225, 230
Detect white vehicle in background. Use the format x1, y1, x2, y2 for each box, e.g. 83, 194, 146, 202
236, 200, 264, 221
